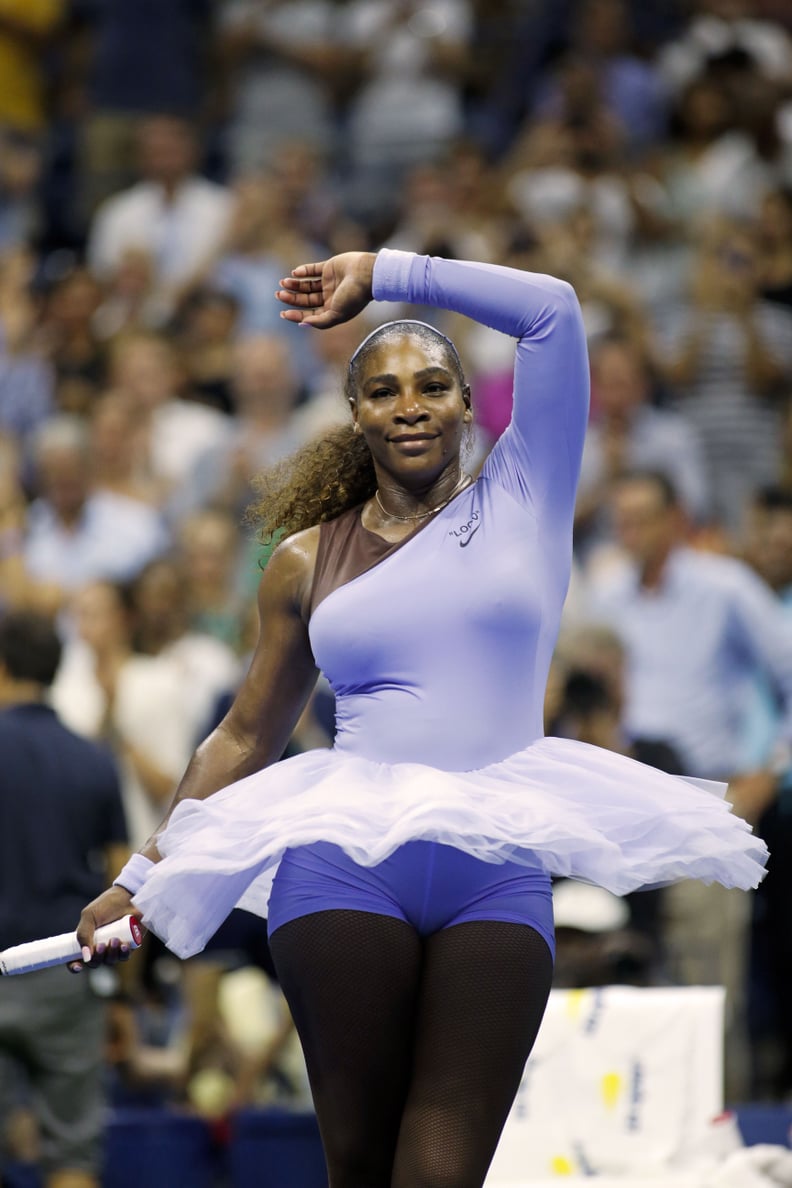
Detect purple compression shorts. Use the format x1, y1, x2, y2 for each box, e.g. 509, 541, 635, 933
267, 840, 555, 959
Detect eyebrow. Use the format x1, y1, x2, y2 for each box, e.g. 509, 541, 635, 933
363, 366, 453, 388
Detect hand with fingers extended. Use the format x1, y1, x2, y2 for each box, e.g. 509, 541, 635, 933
69, 885, 146, 973
276, 251, 377, 329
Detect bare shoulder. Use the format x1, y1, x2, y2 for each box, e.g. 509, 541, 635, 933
258, 525, 321, 621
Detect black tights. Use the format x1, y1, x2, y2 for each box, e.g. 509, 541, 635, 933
268, 911, 553, 1188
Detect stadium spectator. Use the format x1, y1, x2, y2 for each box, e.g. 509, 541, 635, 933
658, 0, 792, 98
39, 267, 107, 416
739, 485, 792, 1099
0, 131, 44, 251
108, 332, 231, 503
583, 467, 792, 1095
341, 0, 474, 223
87, 391, 160, 509
532, 0, 670, 153
77, 0, 215, 218
0, 609, 127, 1188
167, 333, 306, 525
649, 64, 789, 234
575, 332, 710, 547
215, 0, 344, 176
0, 247, 55, 457
0, 1, 65, 137
756, 185, 792, 310
87, 115, 233, 317
127, 556, 241, 751
51, 577, 213, 855
204, 169, 323, 385
175, 507, 251, 654
172, 288, 240, 416
23, 415, 170, 604
653, 214, 792, 533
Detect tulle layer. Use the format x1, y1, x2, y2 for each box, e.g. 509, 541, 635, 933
132, 737, 769, 958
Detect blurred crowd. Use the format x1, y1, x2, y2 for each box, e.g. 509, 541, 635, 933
3, 0, 792, 1161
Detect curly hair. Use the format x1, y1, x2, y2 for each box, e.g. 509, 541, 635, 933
247, 321, 468, 546
247, 423, 377, 543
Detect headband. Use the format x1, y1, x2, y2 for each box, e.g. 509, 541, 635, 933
348, 319, 463, 371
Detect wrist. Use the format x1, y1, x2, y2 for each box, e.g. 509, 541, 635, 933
372, 248, 417, 303
113, 852, 155, 896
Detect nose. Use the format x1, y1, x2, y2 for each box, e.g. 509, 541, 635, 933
393, 390, 429, 423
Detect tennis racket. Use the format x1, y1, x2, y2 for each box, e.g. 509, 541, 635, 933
0, 915, 143, 975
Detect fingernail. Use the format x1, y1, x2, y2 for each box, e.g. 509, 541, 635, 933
82, 946, 91, 963
96, 943, 106, 956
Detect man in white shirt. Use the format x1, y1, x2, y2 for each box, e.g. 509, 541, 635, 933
87, 115, 232, 310
24, 415, 170, 599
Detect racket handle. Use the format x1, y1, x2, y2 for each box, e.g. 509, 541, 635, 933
0, 915, 143, 976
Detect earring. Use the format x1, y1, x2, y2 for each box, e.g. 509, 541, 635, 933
352, 422, 361, 433
463, 409, 473, 422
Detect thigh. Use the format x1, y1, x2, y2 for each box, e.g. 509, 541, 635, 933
269, 909, 423, 1184
393, 921, 553, 1188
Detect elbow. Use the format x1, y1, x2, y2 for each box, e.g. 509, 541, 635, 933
548, 279, 586, 339
544, 275, 585, 326
553, 277, 581, 308
516, 276, 584, 341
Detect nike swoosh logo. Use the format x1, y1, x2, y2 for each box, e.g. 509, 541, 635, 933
458, 525, 481, 547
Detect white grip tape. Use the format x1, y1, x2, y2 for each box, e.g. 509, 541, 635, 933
0, 915, 143, 976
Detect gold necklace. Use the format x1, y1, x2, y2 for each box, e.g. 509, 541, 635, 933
374, 475, 470, 522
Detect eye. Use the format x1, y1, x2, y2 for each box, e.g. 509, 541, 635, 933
370, 387, 392, 399
424, 382, 448, 395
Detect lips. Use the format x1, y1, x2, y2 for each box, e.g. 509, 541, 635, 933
388, 433, 438, 443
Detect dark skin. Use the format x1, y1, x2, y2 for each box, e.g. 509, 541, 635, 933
71, 251, 473, 969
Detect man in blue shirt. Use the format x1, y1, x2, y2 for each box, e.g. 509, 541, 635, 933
0, 610, 128, 1188
586, 469, 792, 787
584, 468, 792, 1097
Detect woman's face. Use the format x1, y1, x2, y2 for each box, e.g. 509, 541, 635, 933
72, 582, 130, 651
352, 336, 469, 487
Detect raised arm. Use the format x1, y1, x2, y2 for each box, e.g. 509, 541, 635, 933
278, 249, 590, 513
377, 251, 589, 514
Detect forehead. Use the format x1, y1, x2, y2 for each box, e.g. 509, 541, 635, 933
613, 481, 667, 514
360, 334, 453, 379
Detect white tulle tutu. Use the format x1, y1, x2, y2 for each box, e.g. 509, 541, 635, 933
132, 736, 769, 958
